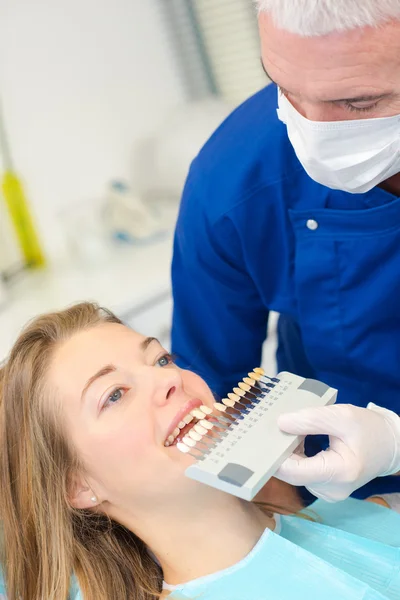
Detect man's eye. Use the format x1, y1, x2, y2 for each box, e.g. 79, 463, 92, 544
343, 101, 379, 113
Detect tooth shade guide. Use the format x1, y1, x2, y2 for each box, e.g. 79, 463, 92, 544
213, 404, 236, 421
227, 394, 250, 412
232, 392, 254, 407
249, 370, 280, 384
210, 418, 230, 429
212, 402, 241, 422
232, 388, 254, 402
253, 367, 264, 375
200, 405, 213, 415
191, 408, 205, 420
248, 371, 266, 383
237, 382, 251, 392
194, 423, 208, 435
248, 371, 263, 383
222, 397, 236, 408
209, 414, 231, 427
227, 393, 247, 406
237, 382, 261, 397
224, 401, 245, 418
237, 383, 262, 403
249, 373, 273, 389
188, 430, 202, 442
182, 436, 196, 447
243, 377, 257, 386
184, 371, 338, 500
232, 387, 247, 398
176, 442, 190, 453
176, 441, 207, 460
199, 419, 214, 430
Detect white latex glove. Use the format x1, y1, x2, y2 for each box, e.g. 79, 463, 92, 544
274, 403, 400, 502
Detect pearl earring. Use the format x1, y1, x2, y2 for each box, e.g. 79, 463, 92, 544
91, 495, 97, 503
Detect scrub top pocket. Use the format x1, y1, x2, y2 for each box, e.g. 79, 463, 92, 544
289, 195, 400, 409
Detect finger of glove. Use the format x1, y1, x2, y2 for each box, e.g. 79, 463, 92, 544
278, 405, 353, 439
274, 448, 344, 486
305, 484, 352, 503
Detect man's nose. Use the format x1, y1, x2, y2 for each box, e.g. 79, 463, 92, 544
152, 367, 184, 407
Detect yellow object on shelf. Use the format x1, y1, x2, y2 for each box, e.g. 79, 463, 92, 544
0, 97, 46, 269
1, 171, 46, 268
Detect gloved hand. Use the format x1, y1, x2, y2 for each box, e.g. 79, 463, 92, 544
274, 403, 400, 502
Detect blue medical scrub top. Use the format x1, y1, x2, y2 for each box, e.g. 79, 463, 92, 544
171, 83, 400, 501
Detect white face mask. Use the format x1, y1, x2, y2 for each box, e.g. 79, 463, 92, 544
276, 90, 400, 194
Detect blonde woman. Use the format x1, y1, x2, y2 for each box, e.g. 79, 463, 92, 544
0, 303, 399, 600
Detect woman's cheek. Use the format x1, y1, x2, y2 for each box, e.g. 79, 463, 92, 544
181, 369, 215, 404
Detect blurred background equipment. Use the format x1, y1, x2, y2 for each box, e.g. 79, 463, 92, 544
0, 100, 46, 270
103, 180, 165, 244
0, 0, 276, 373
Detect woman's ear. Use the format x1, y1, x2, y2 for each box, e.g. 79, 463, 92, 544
68, 472, 100, 509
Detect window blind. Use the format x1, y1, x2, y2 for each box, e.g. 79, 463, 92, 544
161, 0, 268, 105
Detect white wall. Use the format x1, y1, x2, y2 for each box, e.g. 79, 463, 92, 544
0, 0, 186, 260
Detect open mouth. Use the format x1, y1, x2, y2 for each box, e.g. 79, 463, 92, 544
164, 406, 213, 447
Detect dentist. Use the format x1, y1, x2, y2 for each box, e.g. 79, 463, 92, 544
171, 0, 400, 505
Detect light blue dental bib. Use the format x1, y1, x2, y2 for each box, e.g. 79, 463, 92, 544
166, 499, 400, 600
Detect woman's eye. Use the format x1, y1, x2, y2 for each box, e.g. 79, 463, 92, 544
103, 388, 125, 410
156, 353, 174, 367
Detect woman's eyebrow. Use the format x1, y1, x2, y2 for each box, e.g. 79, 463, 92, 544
140, 337, 160, 351
81, 365, 117, 402
80, 338, 160, 402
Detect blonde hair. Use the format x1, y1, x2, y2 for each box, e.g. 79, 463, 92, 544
0, 302, 163, 600
256, 0, 400, 36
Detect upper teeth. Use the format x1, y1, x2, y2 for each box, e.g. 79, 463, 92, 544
164, 406, 212, 447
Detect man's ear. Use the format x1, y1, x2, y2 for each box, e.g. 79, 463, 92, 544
68, 472, 100, 509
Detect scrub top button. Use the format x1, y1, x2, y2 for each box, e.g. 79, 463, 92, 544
306, 219, 319, 231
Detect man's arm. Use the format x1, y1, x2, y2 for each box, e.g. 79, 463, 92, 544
171, 165, 269, 398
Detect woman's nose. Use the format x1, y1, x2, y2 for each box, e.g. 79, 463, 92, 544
152, 367, 183, 407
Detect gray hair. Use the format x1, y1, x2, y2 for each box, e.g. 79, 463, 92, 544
257, 0, 400, 36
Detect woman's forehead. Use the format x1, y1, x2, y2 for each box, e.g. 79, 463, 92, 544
49, 324, 146, 388
62, 323, 145, 355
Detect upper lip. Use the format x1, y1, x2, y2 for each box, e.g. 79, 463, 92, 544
165, 398, 202, 441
